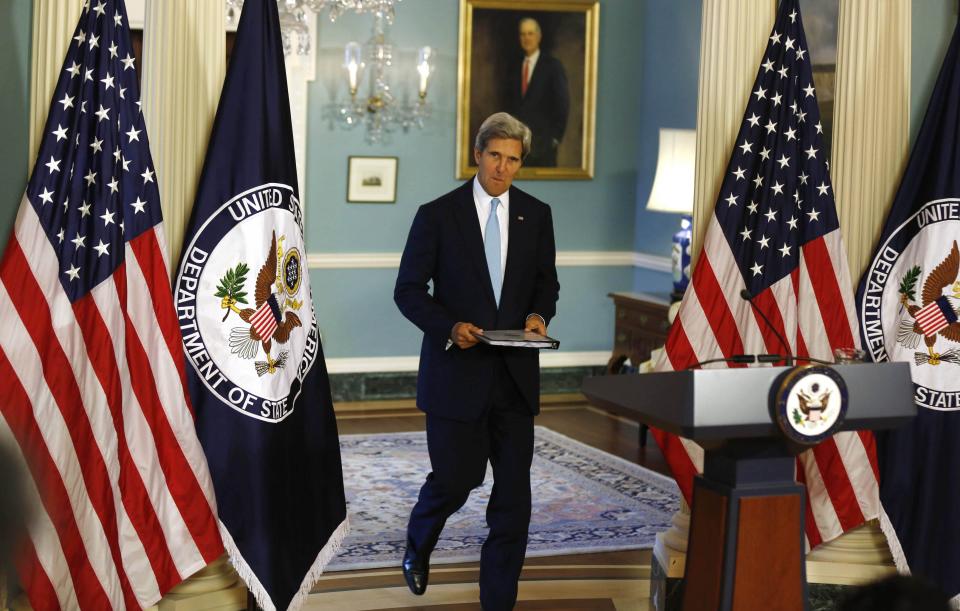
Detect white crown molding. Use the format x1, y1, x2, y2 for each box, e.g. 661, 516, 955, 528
325, 350, 611, 374
632, 252, 673, 273
127, 0, 145, 29
557, 251, 635, 266
308, 252, 402, 268
307, 251, 671, 271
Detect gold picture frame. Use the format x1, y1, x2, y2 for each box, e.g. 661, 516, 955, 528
456, 0, 599, 180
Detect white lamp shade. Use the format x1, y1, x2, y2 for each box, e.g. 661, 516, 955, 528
645, 128, 696, 215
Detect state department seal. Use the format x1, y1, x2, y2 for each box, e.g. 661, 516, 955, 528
175, 183, 319, 423
860, 198, 960, 411
771, 366, 848, 445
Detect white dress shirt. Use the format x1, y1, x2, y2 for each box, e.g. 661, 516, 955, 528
473, 177, 509, 280
441, 178, 542, 348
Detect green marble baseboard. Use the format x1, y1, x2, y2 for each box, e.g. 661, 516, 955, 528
649, 553, 683, 611
808, 584, 851, 611
329, 365, 604, 402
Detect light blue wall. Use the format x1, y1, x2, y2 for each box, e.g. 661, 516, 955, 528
2, 1, 954, 362
911, 0, 956, 143
0, 0, 32, 243
632, 0, 701, 259
307, 0, 646, 254
630, 0, 701, 291
311, 266, 633, 357
305, 0, 652, 358
623, 0, 957, 294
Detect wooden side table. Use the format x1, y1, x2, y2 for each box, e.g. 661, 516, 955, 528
608, 291, 671, 369
607, 292, 672, 447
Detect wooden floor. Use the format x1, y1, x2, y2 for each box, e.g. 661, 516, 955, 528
309, 396, 669, 610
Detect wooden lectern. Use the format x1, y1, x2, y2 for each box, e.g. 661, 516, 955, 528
582, 363, 915, 611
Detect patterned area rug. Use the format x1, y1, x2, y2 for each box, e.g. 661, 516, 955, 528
327, 426, 680, 571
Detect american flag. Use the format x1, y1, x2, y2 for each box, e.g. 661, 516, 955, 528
0, 1, 224, 608
653, 0, 881, 548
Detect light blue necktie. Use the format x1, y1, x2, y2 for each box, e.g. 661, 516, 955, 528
484, 197, 502, 305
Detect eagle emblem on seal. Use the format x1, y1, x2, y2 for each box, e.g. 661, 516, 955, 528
896, 240, 960, 366
215, 231, 304, 376
794, 382, 831, 426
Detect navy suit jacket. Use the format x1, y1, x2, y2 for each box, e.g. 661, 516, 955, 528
394, 180, 560, 422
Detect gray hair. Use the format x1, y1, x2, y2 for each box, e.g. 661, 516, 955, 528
474, 112, 533, 159
519, 17, 541, 35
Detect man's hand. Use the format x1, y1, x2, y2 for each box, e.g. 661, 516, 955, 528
524, 315, 546, 336
451, 322, 483, 349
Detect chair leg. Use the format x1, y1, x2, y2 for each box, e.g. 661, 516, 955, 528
639, 424, 649, 448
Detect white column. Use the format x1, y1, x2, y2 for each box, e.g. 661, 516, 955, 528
29, 0, 84, 171
806, 520, 896, 585
284, 14, 318, 201
831, 0, 911, 281
652, 498, 690, 580
145, 557, 247, 611
803, 0, 911, 582
138, 3, 243, 606
141, 0, 226, 274
690, 0, 776, 261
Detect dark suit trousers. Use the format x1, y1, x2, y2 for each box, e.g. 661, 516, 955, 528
406, 356, 534, 610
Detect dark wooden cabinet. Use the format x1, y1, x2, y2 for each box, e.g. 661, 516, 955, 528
604, 292, 672, 448
608, 291, 672, 369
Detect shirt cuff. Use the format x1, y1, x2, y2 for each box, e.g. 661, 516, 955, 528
446, 322, 458, 350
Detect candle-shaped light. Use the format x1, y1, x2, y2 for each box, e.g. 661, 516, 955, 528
344, 42, 364, 97
416, 46, 434, 99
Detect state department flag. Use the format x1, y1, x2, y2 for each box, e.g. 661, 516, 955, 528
173, 0, 348, 609
856, 13, 960, 603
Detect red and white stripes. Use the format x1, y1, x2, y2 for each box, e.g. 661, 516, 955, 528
250, 298, 279, 341
0, 196, 223, 610
915, 299, 952, 336
654, 213, 880, 548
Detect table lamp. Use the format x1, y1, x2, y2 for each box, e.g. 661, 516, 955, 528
645, 128, 695, 300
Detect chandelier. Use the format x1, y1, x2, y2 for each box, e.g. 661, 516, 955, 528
225, 0, 434, 145
328, 12, 434, 144
225, 0, 403, 56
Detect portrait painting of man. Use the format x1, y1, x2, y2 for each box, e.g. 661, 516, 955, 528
457, 0, 599, 180
504, 16, 570, 167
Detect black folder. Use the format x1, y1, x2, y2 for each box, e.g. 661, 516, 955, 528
475, 330, 559, 349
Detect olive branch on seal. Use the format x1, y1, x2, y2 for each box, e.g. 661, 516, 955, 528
792, 408, 803, 425
898, 265, 921, 303
215, 263, 249, 321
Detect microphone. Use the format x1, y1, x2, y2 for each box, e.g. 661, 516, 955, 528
740, 288, 794, 366
688, 353, 824, 370
689, 354, 757, 369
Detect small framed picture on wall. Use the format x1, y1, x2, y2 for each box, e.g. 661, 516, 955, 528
347, 156, 399, 203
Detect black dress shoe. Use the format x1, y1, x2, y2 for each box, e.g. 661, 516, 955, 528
402, 546, 429, 595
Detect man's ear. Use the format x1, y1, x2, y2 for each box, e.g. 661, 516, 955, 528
473, 147, 482, 165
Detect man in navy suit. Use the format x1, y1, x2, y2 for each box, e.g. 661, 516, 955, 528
395, 112, 559, 609
505, 17, 570, 167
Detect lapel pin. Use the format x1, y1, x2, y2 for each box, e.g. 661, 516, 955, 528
517, 216, 524, 221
